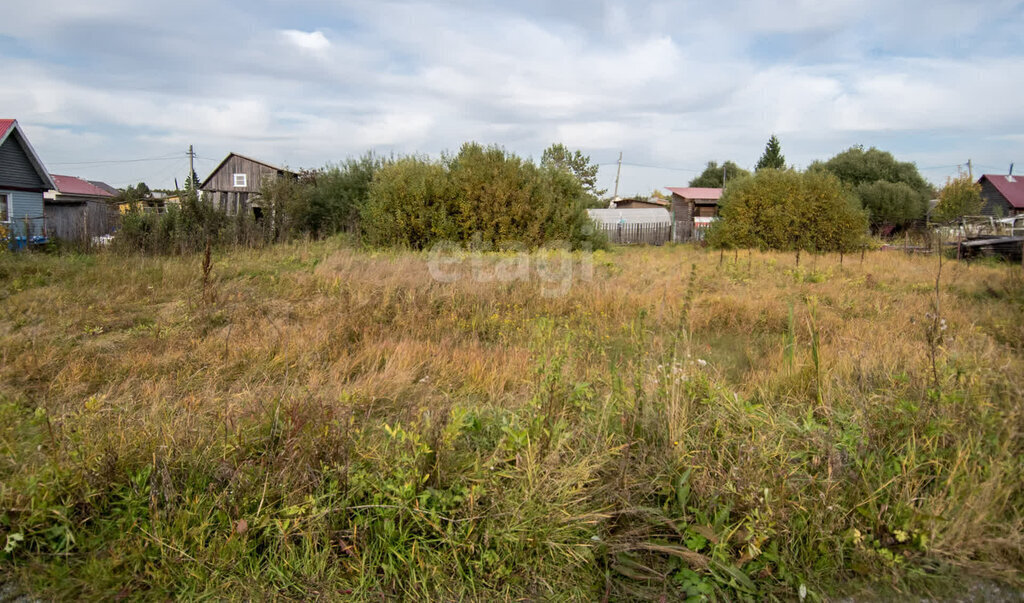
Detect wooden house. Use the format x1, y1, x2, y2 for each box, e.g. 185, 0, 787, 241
44, 174, 119, 242
978, 174, 1024, 217
200, 153, 294, 218
0, 119, 55, 239
666, 187, 723, 241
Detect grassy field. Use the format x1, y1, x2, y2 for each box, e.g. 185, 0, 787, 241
0, 241, 1022, 600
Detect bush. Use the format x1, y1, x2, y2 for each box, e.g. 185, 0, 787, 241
113, 189, 231, 255
361, 143, 603, 250
707, 169, 867, 255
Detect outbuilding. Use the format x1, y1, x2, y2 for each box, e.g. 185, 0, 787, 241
44, 174, 119, 242
200, 152, 294, 218
666, 187, 723, 242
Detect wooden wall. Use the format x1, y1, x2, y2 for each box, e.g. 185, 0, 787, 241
0, 133, 47, 190
201, 155, 281, 194
1, 189, 45, 237
980, 178, 1015, 217
46, 201, 119, 242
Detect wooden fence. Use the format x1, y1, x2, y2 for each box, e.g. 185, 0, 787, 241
596, 222, 671, 246
46, 201, 120, 243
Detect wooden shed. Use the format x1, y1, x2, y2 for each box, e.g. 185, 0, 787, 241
44, 174, 119, 242
0, 119, 55, 239
666, 187, 723, 242
200, 153, 294, 218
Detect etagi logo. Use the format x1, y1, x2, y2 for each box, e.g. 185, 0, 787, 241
426, 235, 594, 298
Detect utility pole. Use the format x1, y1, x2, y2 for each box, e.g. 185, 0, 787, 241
187, 145, 196, 183
613, 151, 622, 199
967, 158, 973, 180
722, 163, 727, 189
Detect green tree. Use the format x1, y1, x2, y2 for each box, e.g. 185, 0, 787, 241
688, 160, 751, 188
755, 135, 786, 171
706, 169, 866, 256
931, 174, 983, 222
809, 146, 933, 230
541, 143, 606, 202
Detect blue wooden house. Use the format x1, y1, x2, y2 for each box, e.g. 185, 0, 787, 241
0, 119, 56, 239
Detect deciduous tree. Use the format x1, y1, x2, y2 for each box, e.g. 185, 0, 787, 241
541, 143, 606, 202
688, 161, 750, 188
932, 174, 983, 222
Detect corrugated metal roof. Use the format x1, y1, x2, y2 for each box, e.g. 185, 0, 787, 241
587, 208, 671, 225
666, 186, 723, 201
51, 174, 117, 197
981, 174, 1024, 209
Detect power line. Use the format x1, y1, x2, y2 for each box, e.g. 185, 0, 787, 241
47, 154, 183, 167
597, 161, 701, 173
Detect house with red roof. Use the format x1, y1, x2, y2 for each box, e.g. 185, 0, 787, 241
666, 186, 723, 241
44, 174, 120, 242
0, 119, 56, 240
978, 173, 1024, 217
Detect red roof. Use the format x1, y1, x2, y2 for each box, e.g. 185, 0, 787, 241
0, 119, 14, 140
981, 174, 1024, 209
51, 174, 116, 197
666, 187, 723, 201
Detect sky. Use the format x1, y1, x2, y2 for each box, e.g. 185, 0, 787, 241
1, 0, 1022, 195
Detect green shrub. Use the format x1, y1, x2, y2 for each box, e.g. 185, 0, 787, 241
362, 143, 603, 250
707, 169, 867, 255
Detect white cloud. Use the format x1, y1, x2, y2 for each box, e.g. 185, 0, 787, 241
279, 29, 332, 56
0, 0, 1020, 192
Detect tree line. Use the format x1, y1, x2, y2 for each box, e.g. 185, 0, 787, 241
115, 143, 608, 254
113, 134, 983, 256
693, 135, 983, 254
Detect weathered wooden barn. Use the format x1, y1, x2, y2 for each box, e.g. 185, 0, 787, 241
978, 174, 1024, 217
44, 174, 119, 242
0, 119, 55, 239
666, 186, 723, 241
200, 153, 294, 218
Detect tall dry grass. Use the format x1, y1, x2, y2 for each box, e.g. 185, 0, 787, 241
0, 241, 1021, 600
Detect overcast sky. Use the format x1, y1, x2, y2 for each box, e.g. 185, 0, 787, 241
2, 0, 1021, 194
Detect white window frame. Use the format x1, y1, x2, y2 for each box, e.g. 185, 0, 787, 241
0, 192, 9, 223
233, 173, 247, 187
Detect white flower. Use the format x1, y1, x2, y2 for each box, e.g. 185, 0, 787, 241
696, 358, 707, 367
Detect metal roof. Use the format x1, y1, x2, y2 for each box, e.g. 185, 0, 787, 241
50, 174, 116, 197
980, 174, 1024, 209
666, 186, 723, 201
587, 208, 671, 225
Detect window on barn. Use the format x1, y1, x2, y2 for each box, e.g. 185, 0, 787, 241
0, 193, 9, 222
233, 173, 247, 187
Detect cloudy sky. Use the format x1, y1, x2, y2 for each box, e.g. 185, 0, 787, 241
2, 0, 1022, 195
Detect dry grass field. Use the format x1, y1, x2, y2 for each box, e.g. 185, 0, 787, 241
0, 241, 1022, 600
